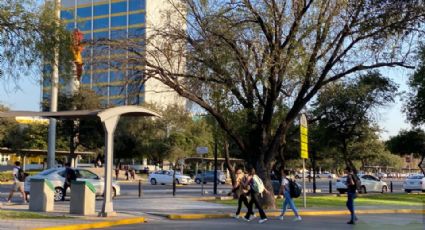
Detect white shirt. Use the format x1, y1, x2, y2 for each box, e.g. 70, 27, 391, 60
281, 178, 289, 191
12, 166, 20, 182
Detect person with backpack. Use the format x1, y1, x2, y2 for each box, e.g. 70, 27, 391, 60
278, 169, 302, 221
242, 167, 269, 224
6, 161, 27, 204
345, 166, 358, 225
62, 163, 77, 201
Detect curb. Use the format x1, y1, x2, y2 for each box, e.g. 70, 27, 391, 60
31, 217, 146, 230
151, 209, 425, 220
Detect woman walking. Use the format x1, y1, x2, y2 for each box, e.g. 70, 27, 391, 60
243, 167, 268, 224
279, 169, 302, 221
230, 169, 251, 219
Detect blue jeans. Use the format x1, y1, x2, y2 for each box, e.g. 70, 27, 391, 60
346, 192, 356, 221
282, 190, 299, 217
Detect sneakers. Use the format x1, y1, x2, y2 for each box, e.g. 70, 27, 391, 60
293, 216, 302, 221
231, 214, 241, 219
243, 217, 251, 222
278, 215, 284, 220
347, 220, 355, 225
258, 218, 268, 224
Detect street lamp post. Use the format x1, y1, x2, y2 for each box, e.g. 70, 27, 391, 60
213, 139, 218, 195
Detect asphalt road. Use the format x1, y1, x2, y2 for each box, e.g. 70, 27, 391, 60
108, 214, 424, 230
0, 179, 406, 197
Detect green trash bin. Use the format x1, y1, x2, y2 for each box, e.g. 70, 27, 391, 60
29, 178, 55, 212
70, 181, 96, 215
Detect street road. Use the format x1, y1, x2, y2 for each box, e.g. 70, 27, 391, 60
108, 214, 424, 230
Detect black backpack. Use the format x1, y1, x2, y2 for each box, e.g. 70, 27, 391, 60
17, 168, 26, 182
289, 179, 302, 198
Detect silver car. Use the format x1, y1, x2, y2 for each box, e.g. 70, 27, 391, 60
25, 168, 121, 201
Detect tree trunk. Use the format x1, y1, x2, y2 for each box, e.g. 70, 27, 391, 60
223, 140, 237, 198
418, 154, 425, 175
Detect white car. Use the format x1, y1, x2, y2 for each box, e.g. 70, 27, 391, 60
336, 174, 388, 194
403, 174, 425, 193
25, 168, 121, 201
317, 172, 337, 179
148, 170, 193, 185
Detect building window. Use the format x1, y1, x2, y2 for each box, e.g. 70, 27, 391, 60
94, 4, 109, 17
81, 74, 91, 84
94, 18, 109, 30
129, 13, 145, 25
129, 0, 146, 11
112, 1, 127, 14
111, 15, 127, 28
77, 6, 91, 18
78, 20, 91, 31
111, 29, 127, 39
93, 31, 109, 39
66, 22, 75, 30
61, 10, 74, 20
110, 86, 124, 96
128, 27, 145, 38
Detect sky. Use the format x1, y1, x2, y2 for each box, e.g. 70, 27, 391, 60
0, 66, 414, 141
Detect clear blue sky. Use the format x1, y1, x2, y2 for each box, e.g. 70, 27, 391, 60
0, 67, 413, 140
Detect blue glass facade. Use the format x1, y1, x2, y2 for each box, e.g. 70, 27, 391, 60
43, 0, 146, 107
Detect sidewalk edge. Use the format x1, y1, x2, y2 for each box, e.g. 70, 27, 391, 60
31, 217, 146, 230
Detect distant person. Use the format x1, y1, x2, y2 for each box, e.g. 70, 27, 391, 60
6, 161, 27, 203
115, 167, 119, 180
130, 168, 135, 180
229, 169, 251, 219
345, 166, 358, 224
242, 167, 268, 224
62, 163, 77, 201
279, 169, 302, 221
125, 167, 129, 181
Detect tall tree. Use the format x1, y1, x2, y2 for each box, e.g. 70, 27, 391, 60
311, 72, 397, 174
386, 129, 425, 174
100, 0, 425, 207
0, 0, 72, 82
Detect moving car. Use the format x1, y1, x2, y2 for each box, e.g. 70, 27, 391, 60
195, 171, 227, 184
336, 174, 388, 194
148, 170, 193, 185
25, 168, 121, 201
403, 174, 425, 193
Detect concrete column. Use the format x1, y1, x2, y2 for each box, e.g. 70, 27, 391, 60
220, 162, 224, 171
22, 155, 26, 171
99, 115, 119, 217
195, 162, 199, 174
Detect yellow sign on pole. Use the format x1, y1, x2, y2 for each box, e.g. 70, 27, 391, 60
300, 114, 309, 159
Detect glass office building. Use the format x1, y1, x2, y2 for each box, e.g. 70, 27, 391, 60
43, 0, 147, 107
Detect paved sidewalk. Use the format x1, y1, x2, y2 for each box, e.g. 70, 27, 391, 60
0, 195, 423, 229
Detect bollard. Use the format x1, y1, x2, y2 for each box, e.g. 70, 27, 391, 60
390, 181, 393, 193
329, 180, 332, 194
138, 179, 142, 198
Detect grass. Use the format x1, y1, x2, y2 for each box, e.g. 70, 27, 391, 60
212, 193, 425, 208
0, 210, 73, 219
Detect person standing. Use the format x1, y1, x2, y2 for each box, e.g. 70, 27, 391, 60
6, 161, 27, 203
243, 167, 268, 224
345, 167, 358, 224
279, 169, 302, 221
229, 169, 250, 219
115, 167, 120, 180
62, 163, 77, 201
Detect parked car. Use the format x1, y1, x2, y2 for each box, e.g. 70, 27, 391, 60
317, 172, 337, 179
25, 168, 121, 201
336, 174, 388, 194
403, 174, 425, 193
195, 171, 227, 184
375, 172, 388, 179
148, 170, 193, 185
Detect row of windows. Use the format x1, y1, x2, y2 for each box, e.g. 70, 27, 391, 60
66, 14, 145, 32
61, 0, 146, 19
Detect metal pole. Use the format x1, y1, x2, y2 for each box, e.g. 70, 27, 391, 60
329, 180, 332, 194
138, 179, 142, 198
47, 0, 60, 169
201, 157, 204, 196
173, 164, 176, 197
213, 139, 218, 195
390, 181, 393, 193
303, 159, 306, 208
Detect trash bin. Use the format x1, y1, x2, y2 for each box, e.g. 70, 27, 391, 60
29, 178, 55, 212
70, 181, 96, 215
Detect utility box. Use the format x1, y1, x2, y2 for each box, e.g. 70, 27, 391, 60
29, 178, 54, 212
70, 181, 96, 215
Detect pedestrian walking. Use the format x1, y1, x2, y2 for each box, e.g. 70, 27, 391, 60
345, 166, 358, 224
130, 168, 135, 180
243, 167, 268, 224
6, 161, 27, 204
115, 167, 119, 180
279, 169, 302, 221
229, 169, 251, 219
62, 163, 77, 201
125, 166, 129, 181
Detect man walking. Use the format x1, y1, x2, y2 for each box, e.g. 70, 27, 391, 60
62, 163, 77, 201
6, 161, 27, 203
279, 169, 302, 221
345, 166, 358, 224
